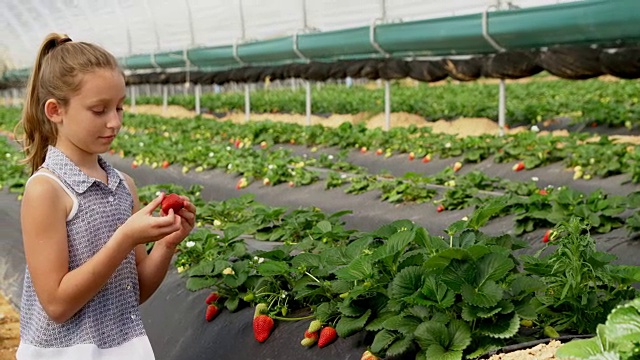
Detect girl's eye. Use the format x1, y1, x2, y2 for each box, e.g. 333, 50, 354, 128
116, 107, 124, 112
92, 109, 105, 115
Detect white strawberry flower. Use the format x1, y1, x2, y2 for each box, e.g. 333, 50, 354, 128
213, 219, 222, 227
222, 267, 235, 275
226, 146, 231, 151
445, 142, 451, 148
138, 142, 144, 147
208, 152, 214, 157
328, 155, 334, 160
186, 241, 195, 248
531, 177, 539, 182
268, 164, 275, 169
531, 125, 540, 132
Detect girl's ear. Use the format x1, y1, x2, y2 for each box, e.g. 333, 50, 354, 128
44, 99, 64, 124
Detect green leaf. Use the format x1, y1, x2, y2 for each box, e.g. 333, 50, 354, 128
510, 275, 545, 297
422, 275, 455, 309
366, 312, 396, 331
555, 337, 607, 359
441, 259, 475, 292
291, 253, 322, 268
425, 345, 463, 360
385, 335, 415, 358
225, 296, 239, 312
315, 302, 335, 324
461, 281, 503, 308
461, 304, 501, 321
187, 260, 215, 276
370, 330, 397, 354
383, 315, 423, 335
601, 305, 640, 344
372, 228, 415, 261
425, 248, 473, 271
256, 260, 289, 276
475, 253, 515, 284
389, 266, 425, 300
334, 256, 373, 281
414, 321, 448, 349
335, 309, 372, 338
186, 276, 217, 291
477, 312, 521, 339
315, 220, 332, 233
448, 320, 472, 351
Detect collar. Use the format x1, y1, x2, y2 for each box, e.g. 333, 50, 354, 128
42, 146, 121, 194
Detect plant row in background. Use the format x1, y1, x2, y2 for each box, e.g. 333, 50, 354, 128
130, 78, 640, 127
1, 128, 639, 358
1, 107, 639, 182
1, 107, 639, 237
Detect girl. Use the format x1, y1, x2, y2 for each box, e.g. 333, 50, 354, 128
15, 33, 196, 359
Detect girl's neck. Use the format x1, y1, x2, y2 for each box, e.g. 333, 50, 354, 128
53, 141, 103, 175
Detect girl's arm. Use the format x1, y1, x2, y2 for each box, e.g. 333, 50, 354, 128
21, 176, 182, 324
121, 173, 196, 304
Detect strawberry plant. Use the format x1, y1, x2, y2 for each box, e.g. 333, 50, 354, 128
522, 217, 640, 334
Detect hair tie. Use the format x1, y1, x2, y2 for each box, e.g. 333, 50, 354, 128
56, 37, 72, 46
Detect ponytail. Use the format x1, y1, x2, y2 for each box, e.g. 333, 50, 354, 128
15, 33, 120, 175
17, 33, 64, 175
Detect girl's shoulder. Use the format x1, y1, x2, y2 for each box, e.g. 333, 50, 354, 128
23, 169, 76, 221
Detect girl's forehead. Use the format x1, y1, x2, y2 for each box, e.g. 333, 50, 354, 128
75, 69, 125, 101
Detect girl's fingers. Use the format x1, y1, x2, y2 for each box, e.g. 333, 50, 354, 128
142, 193, 164, 214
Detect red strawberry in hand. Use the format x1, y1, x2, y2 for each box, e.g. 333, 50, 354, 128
253, 315, 275, 343
318, 326, 337, 348
205, 304, 220, 322
161, 193, 184, 215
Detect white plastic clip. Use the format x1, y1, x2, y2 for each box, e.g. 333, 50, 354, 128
150, 51, 161, 70
370, 18, 389, 57
482, 5, 506, 52
292, 32, 310, 63
232, 39, 246, 66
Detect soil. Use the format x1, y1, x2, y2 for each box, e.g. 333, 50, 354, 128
487, 340, 563, 360
0, 292, 19, 360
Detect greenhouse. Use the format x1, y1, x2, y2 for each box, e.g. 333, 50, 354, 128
1, 0, 640, 359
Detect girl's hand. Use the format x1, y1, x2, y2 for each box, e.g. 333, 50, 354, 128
116, 193, 182, 247
156, 195, 196, 249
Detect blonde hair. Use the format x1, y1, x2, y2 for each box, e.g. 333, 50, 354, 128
16, 33, 121, 174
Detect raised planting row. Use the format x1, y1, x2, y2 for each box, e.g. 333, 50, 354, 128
131, 78, 640, 127
135, 183, 640, 359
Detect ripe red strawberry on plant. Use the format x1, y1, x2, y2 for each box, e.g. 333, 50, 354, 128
205, 304, 220, 322
318, 326, 337, 348
205, 292, 220, 305
253, 314, 275, 343
512, 161, 525, 172
436, 204, 445, 213
542, 229, 552, 243
161, 193, 184, 215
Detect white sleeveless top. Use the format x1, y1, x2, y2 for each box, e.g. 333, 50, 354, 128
17, 146, 155, 360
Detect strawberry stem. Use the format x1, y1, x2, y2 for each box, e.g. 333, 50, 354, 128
305, 271, 321, 283
271, 315, 315, 321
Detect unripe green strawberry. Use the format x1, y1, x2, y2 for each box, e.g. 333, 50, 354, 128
243, 293, 255, 302
301, 337, 316, 347
544, 325, 559, 338
253, 315, 275, 343
254, 303, 268, 319
307, 320, 322, 333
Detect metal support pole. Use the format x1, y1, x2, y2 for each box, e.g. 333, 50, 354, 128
244, 84, 250, 122
162, 85, 168, 115
384, 80, 391, 131
498, 79, 506, 136
305, 81, 312, 126
195, 83, 201, 115
11, 88, 18, 107
3, 91, 9, 107
130, 86, 137, 113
